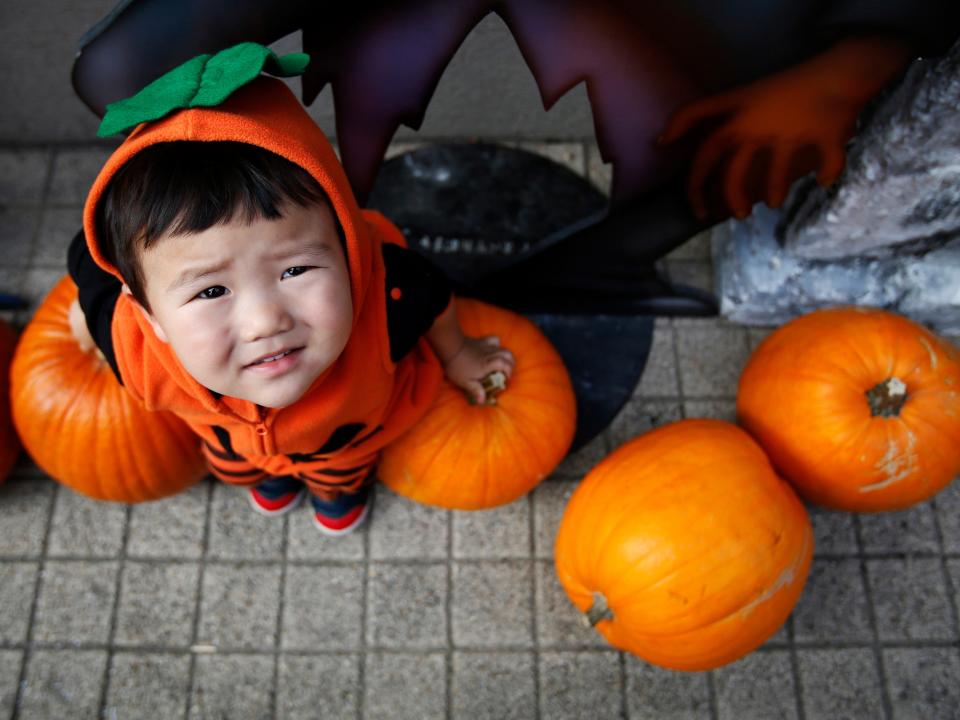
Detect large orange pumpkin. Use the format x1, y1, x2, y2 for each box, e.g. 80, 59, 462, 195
0, 318, 20, 482
555, 419, 813, 671
10, 275, 206, 502
380, 298, 576, 509
738, 307, 960, 512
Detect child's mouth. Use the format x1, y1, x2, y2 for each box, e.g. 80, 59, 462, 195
246, 348, 303, 374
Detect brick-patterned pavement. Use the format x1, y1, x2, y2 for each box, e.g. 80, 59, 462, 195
1, 144, 958, 719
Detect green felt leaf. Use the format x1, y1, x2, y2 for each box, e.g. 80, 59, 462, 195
97, 42, 310, 137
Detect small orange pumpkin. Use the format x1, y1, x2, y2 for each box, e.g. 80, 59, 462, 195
380, 298, 576, 509
10, 275, 206, 502
0, 318, 20, 482
555, 419, 813, 671
738, 307, 960, 512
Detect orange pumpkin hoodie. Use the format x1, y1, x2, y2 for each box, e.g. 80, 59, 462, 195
79, 77, 447, 495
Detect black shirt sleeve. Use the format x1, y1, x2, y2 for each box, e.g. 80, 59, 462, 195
381, 244, 452, 363
67, 230, 123, 383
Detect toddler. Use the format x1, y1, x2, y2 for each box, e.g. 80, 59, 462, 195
68, 48, 513, 535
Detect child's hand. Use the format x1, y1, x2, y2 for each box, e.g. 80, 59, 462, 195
442, 335, 515, 405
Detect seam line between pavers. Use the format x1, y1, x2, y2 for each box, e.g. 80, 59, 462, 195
930, 493, 960, 645
854, 513, 895, 720
446, 502, 454, 719
528, 490, 541, 719
10, 451, 58, 720
358, 489, 371, 720
95, 502, 132, 718
184, 477, 215, 719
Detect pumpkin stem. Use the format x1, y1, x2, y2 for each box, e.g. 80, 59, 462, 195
464, 370, 507, 406
585, 592, 614, 627
866, 377, 907, 417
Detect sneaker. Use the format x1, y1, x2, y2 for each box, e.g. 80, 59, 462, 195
247, 477, 307, 517
311, 486, 373, 536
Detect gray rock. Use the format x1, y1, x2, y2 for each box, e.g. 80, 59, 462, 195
783, 37, 960, 259
713, 204, 960, 334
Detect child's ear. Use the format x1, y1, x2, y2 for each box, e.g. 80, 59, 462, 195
122, 283, 168, 343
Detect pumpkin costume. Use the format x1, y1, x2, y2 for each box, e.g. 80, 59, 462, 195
69, 46, 451, 501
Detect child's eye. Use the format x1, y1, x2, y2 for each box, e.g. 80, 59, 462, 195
196, 286, 227, 300
282, 266, 312, 279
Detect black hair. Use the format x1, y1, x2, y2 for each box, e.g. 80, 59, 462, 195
96, 141, 331, 310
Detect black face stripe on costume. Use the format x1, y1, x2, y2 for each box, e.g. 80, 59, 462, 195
286, 423, 367, 463
211, 425, 240, 460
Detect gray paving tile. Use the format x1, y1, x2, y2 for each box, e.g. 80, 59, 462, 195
859, 503, 940, 554
883, 647, 960, 720
683, 399, 737, 422
667, 261, 715, 294
364, 652, 447, 720
368, 485, 449, 560
206, 482, 286, 560
197, 564, 282, 649
282, 564, 364, 650
792, 559, 872, 642
809, 507, 858, 555
674, 321, 751, 397
190, 653, 275, 720
49, 148, 115, 205
0, 264, 25, 304
586, 142, 612, 195
606, 399, 684, 450
948, 559, 960, 618
34, 207, 82, 268
0, 477, 54, 556
553, 433, 607, 477
114, 562, 200, 647
20, 267, 63, 315
715, 650, 798, 720
665, 230, 712, 262
127, 483, 209, 559
0, 650, 21, 719
104, 652, 191, 720
866, 558, 955, 641
287, 500, 366, 560
535, 560, 608, 649
634, 321, 680, 398
539, 651, 623, 720
277, 654, 360, 720
47, 486, 127, 557
625, 656, 711, 719
796, 648, 884, 720
0, 561, 37, 644
0, 150, 50, 204
18, 649, 108, 719
32, 560, 119, 644
746, 327, 776, 352
0, 207, 39, 267
452, 651, 536, 720
532, 480, 579, 559
453, 497, 530, 559
367, 562, 447, 649
452, 561, 533, 648
934, 479, 960, 553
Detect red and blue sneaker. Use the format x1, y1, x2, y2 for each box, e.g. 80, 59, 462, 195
311, 485, 373, 536
248, 476, 307, 517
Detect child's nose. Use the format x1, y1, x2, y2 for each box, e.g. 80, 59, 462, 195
241, 297, 294, 342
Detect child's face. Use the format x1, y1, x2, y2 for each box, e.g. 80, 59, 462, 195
133, 200, 353, 408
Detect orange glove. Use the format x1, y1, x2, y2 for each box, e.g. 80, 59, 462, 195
659, 36, 912, 220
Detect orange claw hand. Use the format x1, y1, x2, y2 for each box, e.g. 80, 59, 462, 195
659, 36, 912, 221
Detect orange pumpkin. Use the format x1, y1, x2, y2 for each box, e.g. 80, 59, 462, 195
380, 298, 576, 509
0, 318, 20, 482
738, 307, 960, 512
555, 419, 812, 671
10, 275, 206, 502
